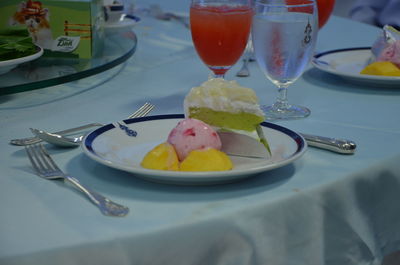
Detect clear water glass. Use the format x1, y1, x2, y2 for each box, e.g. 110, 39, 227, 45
252, 0, 318, 119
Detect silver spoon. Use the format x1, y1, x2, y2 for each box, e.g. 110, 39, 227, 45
30, 128, 84, 147
31, 128, 356, 154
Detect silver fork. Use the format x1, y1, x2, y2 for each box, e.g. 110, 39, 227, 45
236, 57, 250, 77
25, 144, 129, 217
10, 102, 154, 146
236, 37, 254, 77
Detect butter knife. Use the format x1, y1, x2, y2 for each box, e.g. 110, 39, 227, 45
300, 133, 356, 154
219, 131, 356, 158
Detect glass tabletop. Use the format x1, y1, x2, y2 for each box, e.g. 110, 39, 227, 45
0, 29, 137, 96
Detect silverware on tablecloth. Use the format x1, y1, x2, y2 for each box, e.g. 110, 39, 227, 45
219, 130, 356, 156
30, 103, 154, 147
236, 57, 251, 77
10, 102, 154, 146
148, 4, 189, 28
300, 133, 356, 154
30, 128, 85, 147
236, 39, 253, 77
25, 144, 129, 217
236, 36, 255, 77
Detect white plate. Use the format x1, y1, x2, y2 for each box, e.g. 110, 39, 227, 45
82, 114, 307, 185
104, 15, 140, 29
0, 46, 43, 75
312, 47, 400, 87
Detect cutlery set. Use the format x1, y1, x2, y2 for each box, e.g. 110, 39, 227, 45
11, 101, 356, 216
11, 102, 155, 146
13, 102, 154, 217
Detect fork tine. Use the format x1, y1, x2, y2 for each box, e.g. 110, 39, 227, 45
25, 145, 42, 175
128, 103, 150, 118
31, 144, 51, 174
133, 103, 149, 116
25, 144, 59, 176
38, 144, 61, 172
139, 104, 154, 117
128, 103, 154, 119
131, 104, 151, 118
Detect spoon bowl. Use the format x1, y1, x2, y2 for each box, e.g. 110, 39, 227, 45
30, 128, 82, 147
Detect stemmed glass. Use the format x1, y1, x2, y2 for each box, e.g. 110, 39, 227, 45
190, 0, 253, 79
252, 0, 318, 119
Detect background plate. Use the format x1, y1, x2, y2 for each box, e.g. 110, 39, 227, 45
312, 47, 400, 87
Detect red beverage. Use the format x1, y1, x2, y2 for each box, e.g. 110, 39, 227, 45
316, 0, 335, 28
190, 4, 252, 76
286, 0, 334, 28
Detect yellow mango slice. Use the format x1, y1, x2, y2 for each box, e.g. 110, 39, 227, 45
141, 142, 179, 171
180, 148, 233, 172
360, 61, 400, 77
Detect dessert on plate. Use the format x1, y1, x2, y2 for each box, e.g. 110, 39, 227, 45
361, 25, 400, 77
141, 142, 180, 171
141, 78, 270, 172
377, 40, 400, 68
184, 78, 270, 154
141, 118, 233, 172
360, 61, 400, 77
167, 118, 221, 161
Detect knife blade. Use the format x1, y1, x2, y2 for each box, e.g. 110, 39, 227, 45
218, 131, 357, 158
218, 131, 270, 158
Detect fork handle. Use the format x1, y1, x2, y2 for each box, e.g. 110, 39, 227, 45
64, 175, 129, 217
10, 123, 104, 146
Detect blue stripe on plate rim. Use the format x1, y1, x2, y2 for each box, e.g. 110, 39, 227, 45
83, 114, 305, 158
314, 47, 371, 59
84, 123, 115, 153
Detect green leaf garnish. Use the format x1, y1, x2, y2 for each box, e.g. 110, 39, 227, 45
0, 29, 38, 61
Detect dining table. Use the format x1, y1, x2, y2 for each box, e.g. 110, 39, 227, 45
1, 1, 400, 265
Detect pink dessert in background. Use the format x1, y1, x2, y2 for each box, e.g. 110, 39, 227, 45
377, 40, 400, 68
167, 118, 222, 161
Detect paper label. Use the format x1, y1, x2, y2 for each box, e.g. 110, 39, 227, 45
52, 36, 80, 52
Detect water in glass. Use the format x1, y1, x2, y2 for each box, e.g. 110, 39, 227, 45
252, 0, 318, 119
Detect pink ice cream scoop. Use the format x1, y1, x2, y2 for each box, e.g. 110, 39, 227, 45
167, 118, 222, 161
377, 40, 400, 68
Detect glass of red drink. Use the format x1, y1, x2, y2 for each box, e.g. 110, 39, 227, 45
190, 0, 253, 78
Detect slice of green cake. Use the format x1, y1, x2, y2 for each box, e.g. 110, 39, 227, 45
184, 78, 271, 156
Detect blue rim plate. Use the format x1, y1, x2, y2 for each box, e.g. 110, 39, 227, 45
312, 47, 400, 86
82, 114, 307, 185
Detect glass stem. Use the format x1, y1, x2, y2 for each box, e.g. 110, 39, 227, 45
208, 73, 225, 79
274, 86, 290, 110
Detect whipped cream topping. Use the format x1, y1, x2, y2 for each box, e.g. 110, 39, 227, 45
184, 78, 265, 117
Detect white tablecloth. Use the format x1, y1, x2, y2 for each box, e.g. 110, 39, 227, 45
1, 1, 400, 264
